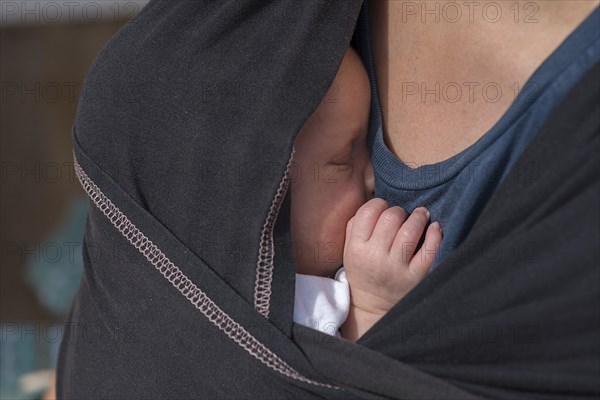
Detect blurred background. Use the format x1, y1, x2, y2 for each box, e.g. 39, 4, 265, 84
1, 1, 148, 398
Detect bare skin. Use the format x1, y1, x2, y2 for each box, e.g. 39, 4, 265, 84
369, 0, 599, 167
291, 47, 442, 342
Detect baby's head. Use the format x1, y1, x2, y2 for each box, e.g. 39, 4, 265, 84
290, 46, 374, 277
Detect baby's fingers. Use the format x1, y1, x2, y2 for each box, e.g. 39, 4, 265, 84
350, 198, 389, 243
410, 222, 442, 279
390, 207, 431, 264
369, 206, 408, 251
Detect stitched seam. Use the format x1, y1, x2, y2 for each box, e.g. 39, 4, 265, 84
254, 149, 295, 318
73, 152, 335, 390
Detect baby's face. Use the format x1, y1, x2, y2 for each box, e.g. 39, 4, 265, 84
290, 47, 374, 277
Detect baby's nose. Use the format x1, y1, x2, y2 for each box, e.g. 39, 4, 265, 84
364, 162, 375, 199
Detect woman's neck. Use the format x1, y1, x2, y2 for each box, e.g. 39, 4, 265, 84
368, 0, 599, 167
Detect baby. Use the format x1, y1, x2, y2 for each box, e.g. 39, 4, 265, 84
290, 45, 442, 342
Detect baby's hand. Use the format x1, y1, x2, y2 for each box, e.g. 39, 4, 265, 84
340, 198, 442, 341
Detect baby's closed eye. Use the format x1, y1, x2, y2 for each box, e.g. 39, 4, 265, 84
327, 156, 355, 173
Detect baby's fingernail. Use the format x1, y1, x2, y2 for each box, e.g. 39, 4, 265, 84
431, 221, 441, 230
420, 207, 430, 218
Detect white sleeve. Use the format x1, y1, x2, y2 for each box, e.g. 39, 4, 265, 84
293, 268, 349, 337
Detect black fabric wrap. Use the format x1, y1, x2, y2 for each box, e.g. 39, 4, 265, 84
57, 0, 600, 398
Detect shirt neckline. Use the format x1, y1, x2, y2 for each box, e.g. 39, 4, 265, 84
359, 2, 600, 191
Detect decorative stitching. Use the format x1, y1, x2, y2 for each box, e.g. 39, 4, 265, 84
73, 152, 335, 390
254, 148, 295, 318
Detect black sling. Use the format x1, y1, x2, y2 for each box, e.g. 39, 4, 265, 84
57, 1, 600, 398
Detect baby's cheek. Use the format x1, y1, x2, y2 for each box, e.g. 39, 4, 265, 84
323, 223, 345, 263
335, 189, 366, 240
